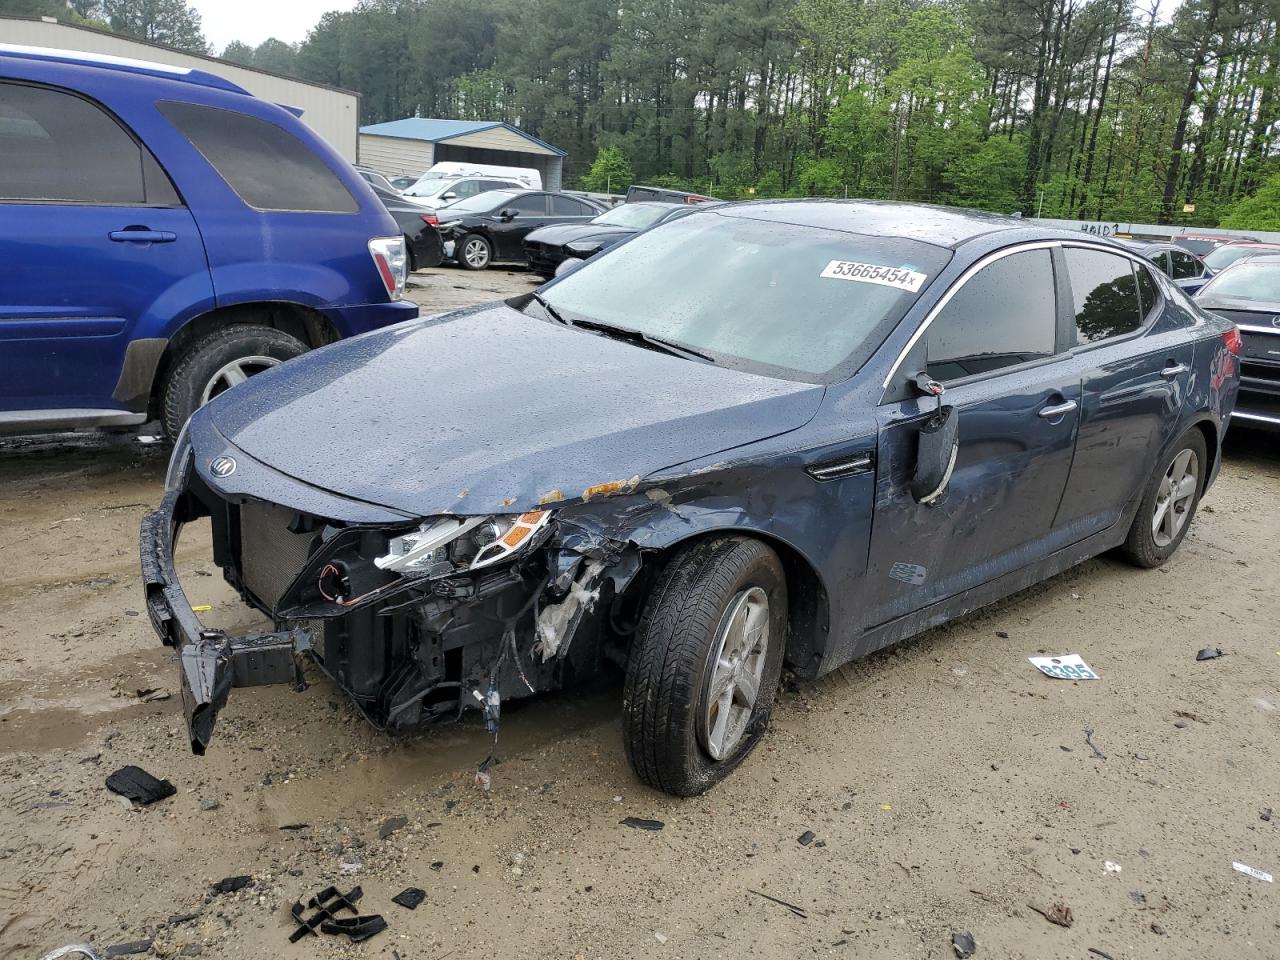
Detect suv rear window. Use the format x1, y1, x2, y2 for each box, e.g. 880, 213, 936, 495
0, 81, 176, 205
158, 101, 357, 213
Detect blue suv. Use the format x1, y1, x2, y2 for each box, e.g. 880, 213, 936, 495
0, 44, 417, 438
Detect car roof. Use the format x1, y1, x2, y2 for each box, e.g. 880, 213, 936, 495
0, 42, 248, 95
712, 199, 1039, 249
1221, 252, 1280, 265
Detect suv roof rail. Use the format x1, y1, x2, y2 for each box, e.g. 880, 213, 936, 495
0, 43, 249, 95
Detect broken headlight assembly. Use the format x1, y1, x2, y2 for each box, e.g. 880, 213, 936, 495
375, 510, 553, 576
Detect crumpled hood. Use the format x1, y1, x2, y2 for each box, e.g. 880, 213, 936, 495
199, 303, 824, 517
523, 223, 633, 247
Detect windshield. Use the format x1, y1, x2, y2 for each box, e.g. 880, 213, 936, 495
592, 204, 673, 229
540, 211, 951, 382
1204, 245, 1276, 271
441, 190, 519, 215
1203, 261, 1280, 301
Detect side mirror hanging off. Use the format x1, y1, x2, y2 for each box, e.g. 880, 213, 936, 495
909, 374, 959, 505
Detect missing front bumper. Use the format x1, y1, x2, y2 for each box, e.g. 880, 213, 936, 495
140, 495, 309, 753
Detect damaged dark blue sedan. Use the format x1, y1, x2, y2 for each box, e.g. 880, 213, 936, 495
142, 201, 1241, 796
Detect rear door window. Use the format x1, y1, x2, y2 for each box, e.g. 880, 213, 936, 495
158, 100, 357, 213
1170, 249, 1203, 279
552, 195, 594, 215
0, 81, 176, 205
509, 194, 549, 215
1064, 248, 1143, 344
925, 249, 1058, 382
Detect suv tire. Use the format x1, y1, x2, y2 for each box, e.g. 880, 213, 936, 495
161, 324, 307, 439
622, 537, 788, 796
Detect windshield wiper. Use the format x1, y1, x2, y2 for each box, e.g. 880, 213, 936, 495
529, 291, 569, 326
570, 317, 717, 364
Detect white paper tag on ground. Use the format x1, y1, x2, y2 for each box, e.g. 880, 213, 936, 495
819, 260, 927, 292
1028, 654, 1099, 680
1233, 862, 1273, 883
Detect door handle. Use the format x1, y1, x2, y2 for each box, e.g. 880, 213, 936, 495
109, 229, 176, 243
1160, 362, 1189, 379
1038, 399, 1078, 419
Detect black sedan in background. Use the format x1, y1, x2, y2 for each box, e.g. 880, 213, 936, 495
1116, 238, 1210, 293
524, 201, 705, 278
1196, 254, 1280, 431
371, 182, 444, 270
437, 190, 606, 269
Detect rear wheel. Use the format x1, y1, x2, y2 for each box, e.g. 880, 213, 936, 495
160, 324, 306, 439
458, 234, 492, 270
1118, 427, 1207, 568
622, 537, 788, 796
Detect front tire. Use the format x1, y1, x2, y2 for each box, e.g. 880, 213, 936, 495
457, 234, 492, 270
160, 324, 306, 439
1118, 427, 1208, 568
622, 537, 788, 796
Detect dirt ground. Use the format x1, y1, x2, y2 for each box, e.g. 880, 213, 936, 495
2, 264, 1279, 960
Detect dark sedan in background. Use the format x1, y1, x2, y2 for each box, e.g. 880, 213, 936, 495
523, 201, 705, 278
369, 182, 444, 271
143, 201, 1240, 798
1196, 254, 1280, 431
437, 189, 606, 269
1117, 238, 1211, 293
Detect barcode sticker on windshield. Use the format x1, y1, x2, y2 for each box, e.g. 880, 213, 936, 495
820, 260, 927, 292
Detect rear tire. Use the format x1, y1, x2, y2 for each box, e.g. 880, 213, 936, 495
1118, 427, 1208, 568
622, 537, 788, 796
160, 324, 306, 439
458, 234, 492, 270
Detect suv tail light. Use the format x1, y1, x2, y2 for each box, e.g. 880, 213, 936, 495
421, 214, 439, 226
1223, 326, 1242, 356
368, 236, 407, 300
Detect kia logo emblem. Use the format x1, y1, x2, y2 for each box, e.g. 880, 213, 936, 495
210, 456, 237, 478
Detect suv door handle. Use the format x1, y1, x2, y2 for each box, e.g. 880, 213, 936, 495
1160, 362, 1189, 378
109, 229, 176, 244
1038, 399, 1078, 419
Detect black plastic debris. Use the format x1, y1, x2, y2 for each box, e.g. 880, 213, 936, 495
430, 860, 444, 871
320, 915, 387, 943
391, 887, 425, 910
279, 823, 309, 831
379, 815, 409, 840
212, 875, 252, 894
105, 766, 175, 805
1196, 647, 1223, 661
289, 885, 363, 942
951, 931, 976, 958
798, 830, 816, 846
167, 912, 200, 925
1087, 949, 1116, 960
104, 942, 152, 958
621, 817, 664, 831
747, 888, 807, 918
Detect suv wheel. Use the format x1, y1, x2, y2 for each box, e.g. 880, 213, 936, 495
622, 537, 788, 796
458, 234, 492, 270
160, 324, 307, 439
1119, 427, 1208, 568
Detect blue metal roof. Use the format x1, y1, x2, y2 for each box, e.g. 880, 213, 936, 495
359, 118, 566, 157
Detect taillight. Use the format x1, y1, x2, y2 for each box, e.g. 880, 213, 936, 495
421, 214, 439, 226
368, 236, 407, 300
1223, 326, 1242, 356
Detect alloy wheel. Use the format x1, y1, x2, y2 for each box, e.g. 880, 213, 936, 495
200, 355, 282, 405
1151, 447, 1199, 547
463, 238, 490, 268
699, 586, 770, 761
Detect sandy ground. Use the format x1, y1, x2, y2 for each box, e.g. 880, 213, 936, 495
2, 265, 1279, 960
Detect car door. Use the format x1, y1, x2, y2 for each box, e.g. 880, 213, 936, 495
1170, 247, 1209, 294
864, 245, 1083, 626
1053, 247, 1195, 536
490, 193, 552, 258
0, 79, 209, 415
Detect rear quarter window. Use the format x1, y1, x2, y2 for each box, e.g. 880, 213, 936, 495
157, 100, 358, 213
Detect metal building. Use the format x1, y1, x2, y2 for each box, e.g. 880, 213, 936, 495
0, 16, 360, 160
359, 119, 566, 191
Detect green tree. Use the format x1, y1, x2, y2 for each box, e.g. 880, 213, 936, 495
221, 40, 255, 65
102, 0, 208, 53
1221, 170, 1280, 230
582, 146, 633, 193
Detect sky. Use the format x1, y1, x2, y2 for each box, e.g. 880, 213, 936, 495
193, 0, 356, 54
